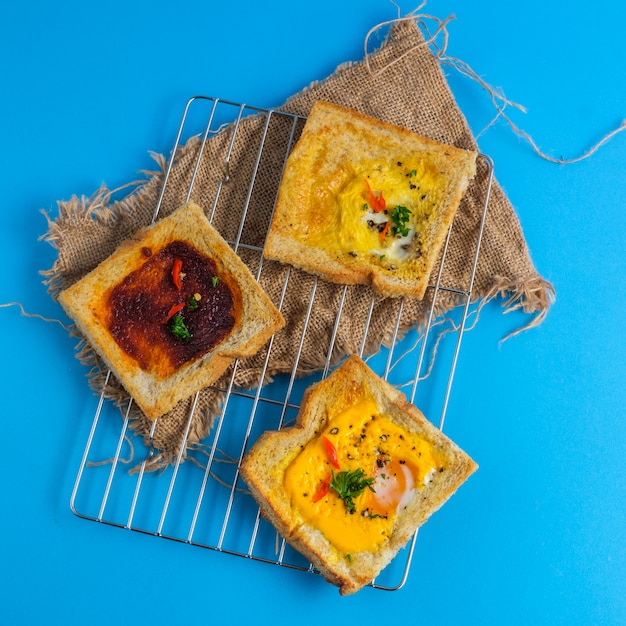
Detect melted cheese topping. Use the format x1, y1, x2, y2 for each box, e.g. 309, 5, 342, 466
302, 157, 447, 266
283, 399, 443, 555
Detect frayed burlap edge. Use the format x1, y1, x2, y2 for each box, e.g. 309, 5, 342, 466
40, 12, 561, 472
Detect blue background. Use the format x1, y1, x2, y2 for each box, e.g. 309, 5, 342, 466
1, 1, 625, 624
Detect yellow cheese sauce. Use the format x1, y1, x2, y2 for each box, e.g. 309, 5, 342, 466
283, 398, 444, 556
301, 156, 447, 266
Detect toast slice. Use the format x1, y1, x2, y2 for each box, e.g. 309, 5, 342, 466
264, 101, 477, 299
240, 355, 477, 595
58, 201, 285, 420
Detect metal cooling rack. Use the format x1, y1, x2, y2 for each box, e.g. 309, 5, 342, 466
69, 96, 494, 592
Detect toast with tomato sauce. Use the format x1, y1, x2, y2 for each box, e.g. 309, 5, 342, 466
240, 355, 477, 595
264, 101, 477, 299
58, 201, 285, 420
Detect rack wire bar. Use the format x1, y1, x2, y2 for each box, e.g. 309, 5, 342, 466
69, 96, 493, 592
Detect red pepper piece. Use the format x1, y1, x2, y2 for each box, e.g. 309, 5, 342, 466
364, 178, 377, 208
364, 179, 386, 213
172, 259, 183, 290
322, 436, 341, 470
162, 301, 185, 323
312, 474, 331, 503
376, 191, 387, 213
379, 220, 390, 242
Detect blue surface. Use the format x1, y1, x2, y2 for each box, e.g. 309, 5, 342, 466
1, 1, 625, 624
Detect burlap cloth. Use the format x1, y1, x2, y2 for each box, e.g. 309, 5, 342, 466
43, 17, 554, 470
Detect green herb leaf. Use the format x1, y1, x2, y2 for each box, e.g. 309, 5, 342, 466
211, 276, 219, 288
391, 205, 411, 237
187, 295, 199, 311
329, 468, 375, 514
169, 312, 190, 341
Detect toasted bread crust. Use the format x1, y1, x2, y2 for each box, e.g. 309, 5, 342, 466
58, 202, 285, 419
264, 101, 477, 299
240, 355, 477, 594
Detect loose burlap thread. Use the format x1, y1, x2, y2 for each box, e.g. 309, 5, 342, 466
43, 17, 554, 471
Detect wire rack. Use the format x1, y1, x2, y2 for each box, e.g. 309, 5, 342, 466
69, 96, 494, 592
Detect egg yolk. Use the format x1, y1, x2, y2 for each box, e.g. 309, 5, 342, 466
364, 457, 418, 518
301, 156, 446, 265
283, 399, 444, 555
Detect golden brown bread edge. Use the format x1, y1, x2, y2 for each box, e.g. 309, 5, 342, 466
240, 355, 478, 595
58, 201, 285, 420
264, 101, 477, 299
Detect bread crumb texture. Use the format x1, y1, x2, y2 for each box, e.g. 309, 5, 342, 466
264, 101, 477, 299
241, 355, 477, 595
58, 202, 284, 420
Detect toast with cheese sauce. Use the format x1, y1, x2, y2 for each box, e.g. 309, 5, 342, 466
264, 101, 477, 299
240, 355, 477, 595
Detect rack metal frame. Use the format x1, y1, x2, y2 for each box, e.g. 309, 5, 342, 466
69, 96, 494, 592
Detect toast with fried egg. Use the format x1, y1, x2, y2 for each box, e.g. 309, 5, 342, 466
240, 355, 477, 595
264, 101, 477, 299
58, 201, 285, 420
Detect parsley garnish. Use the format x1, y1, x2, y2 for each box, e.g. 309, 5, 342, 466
169, 312, 190, 341
187, 295, 199, 311
330, 468, 375, 514
408, 169, 417, 177
211, 276, 219, 288
391, 205, 412, 237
